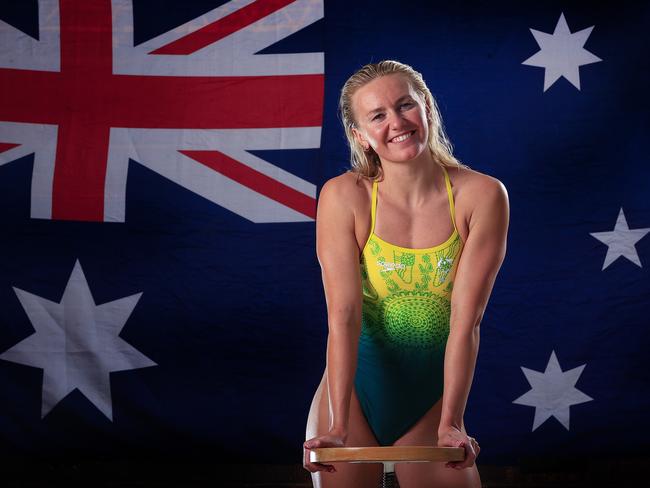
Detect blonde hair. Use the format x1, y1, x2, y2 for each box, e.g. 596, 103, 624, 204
339, 60, 465, 180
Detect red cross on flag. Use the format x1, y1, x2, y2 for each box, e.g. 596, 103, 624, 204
0, 0, 324, 223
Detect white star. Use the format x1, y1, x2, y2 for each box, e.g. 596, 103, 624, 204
522, 12, 602, 91
513, 351, 592, 431
590, 208, 650, 270
0, 260, 156, 420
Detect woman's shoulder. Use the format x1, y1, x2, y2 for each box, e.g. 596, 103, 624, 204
316, 171, 372, 235
448, 165, 508, 228
318, 170, 373, 205
448, 165, 507, 203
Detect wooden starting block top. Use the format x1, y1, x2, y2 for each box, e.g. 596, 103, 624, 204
310, 446, 465, 464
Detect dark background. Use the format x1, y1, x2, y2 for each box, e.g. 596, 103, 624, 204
0, 1, 648, 485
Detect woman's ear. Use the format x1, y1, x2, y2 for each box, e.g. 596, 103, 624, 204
352, 127, 370, 151
425, 101, 433, 124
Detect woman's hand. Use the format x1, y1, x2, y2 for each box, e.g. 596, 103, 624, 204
437, 425, 480, 470
303, 429, 347, 473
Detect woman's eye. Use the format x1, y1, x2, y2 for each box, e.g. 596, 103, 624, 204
401, 102, 414, 109
372, 114, 384, 121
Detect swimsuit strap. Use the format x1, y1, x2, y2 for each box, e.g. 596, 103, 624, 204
441, 166, 458, 233
370, 166, 458, 235
370, 179, 379, 236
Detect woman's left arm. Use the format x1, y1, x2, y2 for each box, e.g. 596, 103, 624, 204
438, 176, 510, 468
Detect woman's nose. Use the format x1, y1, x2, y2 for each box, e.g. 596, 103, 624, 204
388, 111, 408, 130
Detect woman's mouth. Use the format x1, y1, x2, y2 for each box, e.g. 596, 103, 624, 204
389, 131, 415, 144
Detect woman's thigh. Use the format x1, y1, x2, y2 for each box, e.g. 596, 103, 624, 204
306, 370, 383, 488
393, 399, 481, 488
395, 462, 480, 488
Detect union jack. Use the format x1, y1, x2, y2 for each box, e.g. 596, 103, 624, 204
0, 0, 324, 223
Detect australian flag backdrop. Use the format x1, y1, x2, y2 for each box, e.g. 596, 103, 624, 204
1, 0, 649, 468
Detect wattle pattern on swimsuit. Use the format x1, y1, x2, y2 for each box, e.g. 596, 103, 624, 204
355, 166, 464, 446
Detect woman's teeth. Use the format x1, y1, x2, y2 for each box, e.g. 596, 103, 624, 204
391, 132, 413, 143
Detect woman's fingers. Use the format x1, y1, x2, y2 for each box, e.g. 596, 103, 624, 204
459, 440, 477, 468
302, 439, 337, 473
302, 451, 335, 473
471, 436, 481, 459
445, 436, 480, 469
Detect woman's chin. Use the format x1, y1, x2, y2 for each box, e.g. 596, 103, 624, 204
382, 146, 427, 163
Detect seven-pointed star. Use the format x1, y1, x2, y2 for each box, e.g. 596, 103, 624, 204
0, 260, 156, 420
522, 12, 602, 91
590, 208, 650, 270
513, 350, 593, 431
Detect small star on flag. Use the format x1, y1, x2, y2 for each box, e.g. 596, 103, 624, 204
590, 208, 650, 270
523, 12, 602, 91
513, 350, 593, 431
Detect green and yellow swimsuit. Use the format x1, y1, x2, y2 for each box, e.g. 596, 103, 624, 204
355, 166, 464, 445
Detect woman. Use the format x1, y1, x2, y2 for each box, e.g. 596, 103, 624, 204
303, 60, 509, 488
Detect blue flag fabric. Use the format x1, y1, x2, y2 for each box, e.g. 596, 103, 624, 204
0, 0, 648, 466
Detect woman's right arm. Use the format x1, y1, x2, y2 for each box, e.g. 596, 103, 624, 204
303, 176, 364, 471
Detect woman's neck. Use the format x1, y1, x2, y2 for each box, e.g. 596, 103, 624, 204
379, 154, 445, 208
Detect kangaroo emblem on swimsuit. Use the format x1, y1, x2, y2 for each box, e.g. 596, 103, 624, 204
437, 257, 453, 282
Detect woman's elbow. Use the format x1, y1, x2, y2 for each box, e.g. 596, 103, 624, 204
327, 307, 361, 333
450, 305, 484, 332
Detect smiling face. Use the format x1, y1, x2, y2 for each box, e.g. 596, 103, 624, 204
351, 73, 430, 165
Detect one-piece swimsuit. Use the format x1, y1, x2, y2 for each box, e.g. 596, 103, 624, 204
355, 166, 464, 445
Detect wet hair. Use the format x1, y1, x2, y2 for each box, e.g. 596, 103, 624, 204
338, 60, 465, 180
